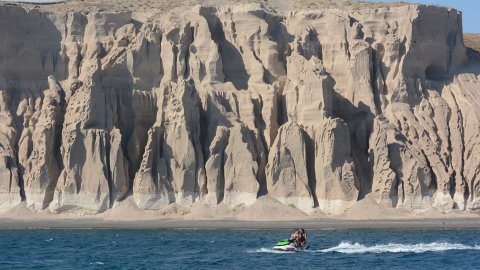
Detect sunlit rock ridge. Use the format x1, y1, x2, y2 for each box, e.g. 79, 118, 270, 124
0, 2, 479, 215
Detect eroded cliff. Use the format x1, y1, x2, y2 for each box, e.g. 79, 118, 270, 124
0, 1, 479, 215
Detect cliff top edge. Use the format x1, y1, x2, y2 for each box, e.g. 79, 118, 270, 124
0, 0, 457, 15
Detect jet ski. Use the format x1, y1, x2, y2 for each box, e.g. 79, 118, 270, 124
272, 239, 309, 252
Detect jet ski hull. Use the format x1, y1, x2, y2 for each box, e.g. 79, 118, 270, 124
271, 243, 309, 252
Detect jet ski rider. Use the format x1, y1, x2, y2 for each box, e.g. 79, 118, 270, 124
298, 228, 307, 247
289, 228, 307, 247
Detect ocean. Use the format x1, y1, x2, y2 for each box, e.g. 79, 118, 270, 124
1, 228, 480, 269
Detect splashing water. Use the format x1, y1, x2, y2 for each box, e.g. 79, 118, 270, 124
247, 248, 296, 254
252, 242, 480, 254
319, 242, 480, 254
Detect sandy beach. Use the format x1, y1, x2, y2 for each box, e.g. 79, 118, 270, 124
2, 217, 480, 230
1, 197, 480, 230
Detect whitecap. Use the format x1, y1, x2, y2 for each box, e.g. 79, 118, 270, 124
318, 242, 480, 254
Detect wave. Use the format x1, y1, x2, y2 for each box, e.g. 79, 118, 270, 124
250, 242, 480, 254
318, 242, 480, 254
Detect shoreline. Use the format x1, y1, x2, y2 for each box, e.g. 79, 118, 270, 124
2, 199, 480, 230
1, 217, 480, 230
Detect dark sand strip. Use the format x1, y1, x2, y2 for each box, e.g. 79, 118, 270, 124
1, 218, 480, 230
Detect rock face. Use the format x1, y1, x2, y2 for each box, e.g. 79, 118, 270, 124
266, 122, 312, 212
0, 2, 479, 215
22, 76, 65, 210
369, 116, 432, 210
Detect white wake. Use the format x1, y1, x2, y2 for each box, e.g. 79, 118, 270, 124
250, 242, 480, 254
247, 248, 296, 254
318, 242, 480, 254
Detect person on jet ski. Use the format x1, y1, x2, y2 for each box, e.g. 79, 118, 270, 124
289, 228, 307, 247
298, 228, 307, 247
289, 228, 299, 242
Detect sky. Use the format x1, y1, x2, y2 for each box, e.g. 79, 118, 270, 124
371, 0, 479, 33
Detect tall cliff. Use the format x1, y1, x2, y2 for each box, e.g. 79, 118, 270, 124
0, 2, 479, 215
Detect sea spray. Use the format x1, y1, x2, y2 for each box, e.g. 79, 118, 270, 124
320, 242, 480, 254
251, 242, 480, 254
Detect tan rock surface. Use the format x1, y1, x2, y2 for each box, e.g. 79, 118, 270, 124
0, 90, 21, 210
265, 122, 312, 212
223, 124, 259, 207
369, 116, 432, 210
22, 76, 65, 210
0, 2, 478, 217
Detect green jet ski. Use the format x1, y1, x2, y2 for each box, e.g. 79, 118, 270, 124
272, 239, 309, 252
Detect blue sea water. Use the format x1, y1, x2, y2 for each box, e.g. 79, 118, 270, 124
1, 228, 480, 269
